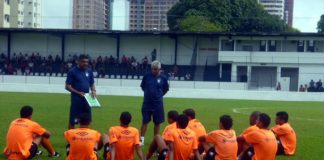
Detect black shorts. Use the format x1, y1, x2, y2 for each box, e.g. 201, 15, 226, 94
276, 140, 285, 155
240, 146, 254, 160
69, 98, 92, 125
103, 143, 110, 160
142, 103, 165, 125
27, 143, 38, 159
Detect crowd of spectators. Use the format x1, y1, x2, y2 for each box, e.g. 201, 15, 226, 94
299, 79, 324, 92
0, 52, 192, 80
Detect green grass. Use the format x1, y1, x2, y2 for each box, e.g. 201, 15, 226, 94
0, 92, 324, 160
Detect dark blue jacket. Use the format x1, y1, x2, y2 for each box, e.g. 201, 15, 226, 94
141, 73, 169, 104
66, 66, 94, 99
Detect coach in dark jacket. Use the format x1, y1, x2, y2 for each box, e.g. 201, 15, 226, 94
139, 60, 169, 145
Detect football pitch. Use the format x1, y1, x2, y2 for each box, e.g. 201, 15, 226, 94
0, 92, 324, 160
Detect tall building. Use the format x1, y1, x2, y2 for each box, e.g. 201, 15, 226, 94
258, 0, 285, 20
284, 0, 294, 27
129, 0, 178, 31
10, 0, 42, 28
22, 0, 42, 28
0, 0, 10, 28
73, 0, 109, 30
111, 0, 130, 30
9, 0, 24, 28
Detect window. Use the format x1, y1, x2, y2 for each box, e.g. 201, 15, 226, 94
297, 40, 304, 52
4, 14, 10, 22
268, 40, 277, 51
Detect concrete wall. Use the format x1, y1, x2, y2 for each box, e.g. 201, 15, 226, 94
65, 34, 117, 58
299, 65, 324, 86
120, 35, 174, 64
0, 75, 323, 102
11, 33, 61, 56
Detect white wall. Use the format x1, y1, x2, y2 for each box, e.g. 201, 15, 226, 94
197, 37, 218, 66
120, 35, 174, 64
65, 35, 117, 58
11, 33, 61, 56
0, 75, 323, 102
177, 36, 194, 65
299, 65, 324, 86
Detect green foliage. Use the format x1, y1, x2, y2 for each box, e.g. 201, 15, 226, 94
178, 16, 224, 32
1, 92, 324, 159
317, 14, 324, 33
168, 0, 292, 32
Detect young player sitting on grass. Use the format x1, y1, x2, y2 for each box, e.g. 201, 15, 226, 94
183, 109, 207, 153
64, 113, 103, 160
199, 115, 238, 160
237, 113, 277, 160
271, 111, 296, 156
164, 114, 201, 160
103, 112, 145, 160
237, 111, 261, 157
3, 106, 60, 159
146, 110, 179, 160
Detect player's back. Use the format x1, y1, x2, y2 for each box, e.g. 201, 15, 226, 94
109, 126, 140, 160
4, 118, 46, 160
272, 123, 296, 155
165, 128, 198, 160
240, 125, 259, 137
188, 119, 207, 138
245, 129, 277, 160
64, 128, 101, 160
206, 129, 238, 160
162, 122, 176, 138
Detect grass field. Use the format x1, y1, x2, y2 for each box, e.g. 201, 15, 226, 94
0, 92, 324, 160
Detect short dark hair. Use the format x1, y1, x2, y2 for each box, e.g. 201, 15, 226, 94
183, 109, 195, 119
120, 112, 132, 126
168, 110, 179, 121
276, 111, 289, 122
78, 54, 89, 61
79, 113, 92, 125
20, 106, 33, 118
259, 113, 271, 128
220, 115, 233, 130
250, 111, 261, 118
177, 114, 189, 129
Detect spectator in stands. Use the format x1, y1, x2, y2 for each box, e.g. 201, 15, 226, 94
299, 85, 305, 92
151, 48, 157, 61
172, 65, 179, 77
276, 82, 281, 91
142, 56, 148, 69
316, 79, 323, 91
309, 80, 315, 91
304, 84, 308, 92
185, 72, 192, 80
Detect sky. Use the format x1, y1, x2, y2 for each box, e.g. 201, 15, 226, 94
42, 0, 324, 32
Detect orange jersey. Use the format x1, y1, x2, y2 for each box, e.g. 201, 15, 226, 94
244, 129, 277, 160
271, 123, 296, 155
188, 119, 207, 138
164, 128, 198, 160
162, 123, 177, 139
64, 128, 101, 160
3, 118, 46, 160
108, 126, 140, 160
206, 129, 238, 160
240, 125, 259, 137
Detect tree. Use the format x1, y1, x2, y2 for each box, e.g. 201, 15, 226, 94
178, 16, 224, 32
167, 0, 293, 32
318, 14, 324, 33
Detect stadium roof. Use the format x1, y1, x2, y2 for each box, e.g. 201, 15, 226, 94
0, 28, 324, 37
